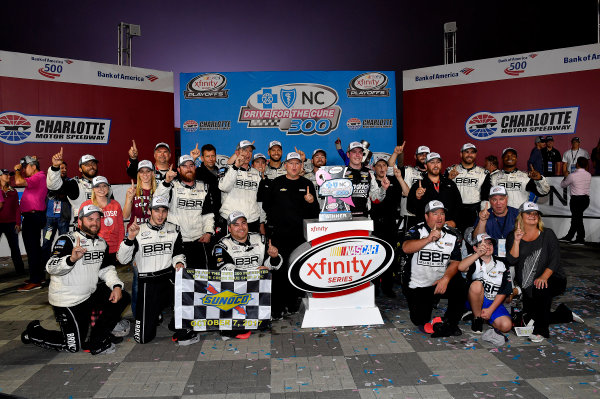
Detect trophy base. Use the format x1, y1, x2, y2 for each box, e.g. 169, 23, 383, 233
318, 211, 352, 222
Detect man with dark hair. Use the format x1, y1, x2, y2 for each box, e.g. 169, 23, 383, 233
527, 136, 545, 174
127, 141, 172, 181
484, 155, 499, 176
541, 136, 561, 176
559, 157, 592, 244
14, 156, 48, 291
265, 140, 286, 180
562, 137, 590, 176
389, 144, 426, 231
41, 161, 71, 268
190, 143, 221, 239
304, 149, 327, 207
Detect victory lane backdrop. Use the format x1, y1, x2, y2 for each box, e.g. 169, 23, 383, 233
180, 71, 397, 158
175, 268, 272, 331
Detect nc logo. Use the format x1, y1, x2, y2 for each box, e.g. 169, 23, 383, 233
280, 88, 297, 108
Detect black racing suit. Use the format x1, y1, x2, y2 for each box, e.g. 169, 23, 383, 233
343, 166, 386, 217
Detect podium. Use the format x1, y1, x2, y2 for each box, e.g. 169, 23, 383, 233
288, 217, 392, 328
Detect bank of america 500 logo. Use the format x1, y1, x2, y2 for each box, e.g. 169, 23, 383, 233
465, 112, 498, 139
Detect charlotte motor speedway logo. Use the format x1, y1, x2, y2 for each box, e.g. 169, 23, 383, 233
465, 106, 579, 140
238, 83, 342, 135
183, 73, 229, 99
347, 72, 390, 97
0, 112, 110, 144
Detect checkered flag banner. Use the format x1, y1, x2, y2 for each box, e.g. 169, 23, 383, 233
174, 269, 272, 331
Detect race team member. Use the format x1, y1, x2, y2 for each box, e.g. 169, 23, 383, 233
219, 140, 262, 232
47, 149, 98, 224
401, 200, 466, 337
41, 161, 71, 268
303, 149, 327, 208
541, 135, 562, 176
21, 205, 130, 355
344, 141, 388, 217
117, 196, 187, 345
259, 152, 320, 317
562, 136, 590, 175
370, 156, 409, 297
156, 155, 215, 268
445, 143, 488, 233
482, 148, 550, 209
458, 233, 513, 335
407, 152, 462, 228
265, 140, 286, 180
127, 141, 172, 182
484, 155, 500, 177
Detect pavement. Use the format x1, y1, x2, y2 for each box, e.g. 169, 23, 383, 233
0, 242, 598, 399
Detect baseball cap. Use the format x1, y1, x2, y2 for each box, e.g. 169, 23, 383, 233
150, 196, 169, 210
79, 154, 98, 166
285, 152, 302, 162
416, 145, 430, 155
137, 160, 154, 171
78, 204, 103, 219
426, 152, 442, 162
268, 140, 282, 149
425, 200, 447, 213
236, 140, 255, 150
20, 155, 39, 167
227, 210, 247, 225
502, 147, 517, 157
475, 233, 496, 246
372, 155, 389, 165
312, 149, 326, 157
545, 135, 554, 141
347, 141, 364, 152
154, 142, 171, 152
0, 169, 15, 176
519, 201, 542, 215
460, 143, 477, 152
571, 136, 580, 142
92, 176, 109, 187
535, 136, 545, 144
178, 155, 195, 166
253, 153, 267, 161
489, 185, 507, 197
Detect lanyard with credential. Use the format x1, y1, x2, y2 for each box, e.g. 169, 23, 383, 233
494, 214, 509, 239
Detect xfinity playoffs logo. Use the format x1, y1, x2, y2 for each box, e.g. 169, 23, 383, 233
0, 112, 111, 145
184, 73, 229, 99
288, 237, 393, 292
347, 72, 390, 97
238, 83, 341, 135
465, 107, 579, 140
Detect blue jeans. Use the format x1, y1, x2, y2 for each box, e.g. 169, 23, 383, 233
41, 216, 70, 268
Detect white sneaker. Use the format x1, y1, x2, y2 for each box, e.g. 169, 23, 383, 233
529, 334, 545, 343
97, 343, 116, 355
572, 312, 585, 323
177, 334, 200, 346
111, 319, 131, 337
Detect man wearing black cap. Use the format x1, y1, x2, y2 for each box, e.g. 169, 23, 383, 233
562, 137, 590, 176
127, 141, 172, 181
527, 136, 545, 176
482, 147, 550, 209
446, 143, 488, 233
541, 136, 561, 176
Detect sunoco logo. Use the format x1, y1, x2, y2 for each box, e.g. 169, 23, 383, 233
288, 236, 393, 292
465, 107, 579, 140
184, 73, 229, 99
202, 285, 250, 314
238, 83, 341, 135
0, 112, 110, 145
347, 72, 390, 97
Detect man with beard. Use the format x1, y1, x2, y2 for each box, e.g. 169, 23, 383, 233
407, 152, 462, 228
303, 149, 327, 208
344, 142, 388, 217
265, 140, 286, 180
47, 149, 99, 225
445, 143, 488, 233
21, 205, 130, 355
481, 148, 550, 209
126, 141, 172, 182
156, 155, 214, 269
219, 140, 263, 233
541, 136, 562, 176
259, 152, 320, 318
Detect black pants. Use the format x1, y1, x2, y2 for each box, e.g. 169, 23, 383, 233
403, 273, 466, 327
565, 195, 590, 241
522, 275, 571, 337
22, 211, 46, 283
0, 222, 25, 274
183, 240, 209, 269
456, 203, 480, 234
134, 269, 174, 344
271, 239, 303, 317
372, 221, 399, 293
27, 284, 130, 353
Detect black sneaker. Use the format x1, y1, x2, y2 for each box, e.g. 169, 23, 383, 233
21, 320, 41, 344
558, 236, 573, 243
461, 310, 473, 321
472, 317, 483, 334
431, 322, 462, 338
382, 290, 397, 298
172, 329, 199, 346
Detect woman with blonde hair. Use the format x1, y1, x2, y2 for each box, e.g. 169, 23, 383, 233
506, 202, 582, 343
123, 160, 156, 228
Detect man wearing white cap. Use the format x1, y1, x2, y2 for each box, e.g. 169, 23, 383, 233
265, 140, 286, 180
303, 149, 327, 207
390, 144, 428, 231
401, 200, 466, 337
343, 141, 388, 217
445, 143, 488, 233
21, 205, 130, 355
126, 141, 172, 182
407, 152, 462, 228
47, 149, 99, 224
482, 147, 550, 209
117, 196, 189, 345
219, 140, 263, 233
156, 155, 215, 268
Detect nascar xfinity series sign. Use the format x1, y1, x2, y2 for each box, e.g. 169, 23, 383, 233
180, 71, 396, 157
